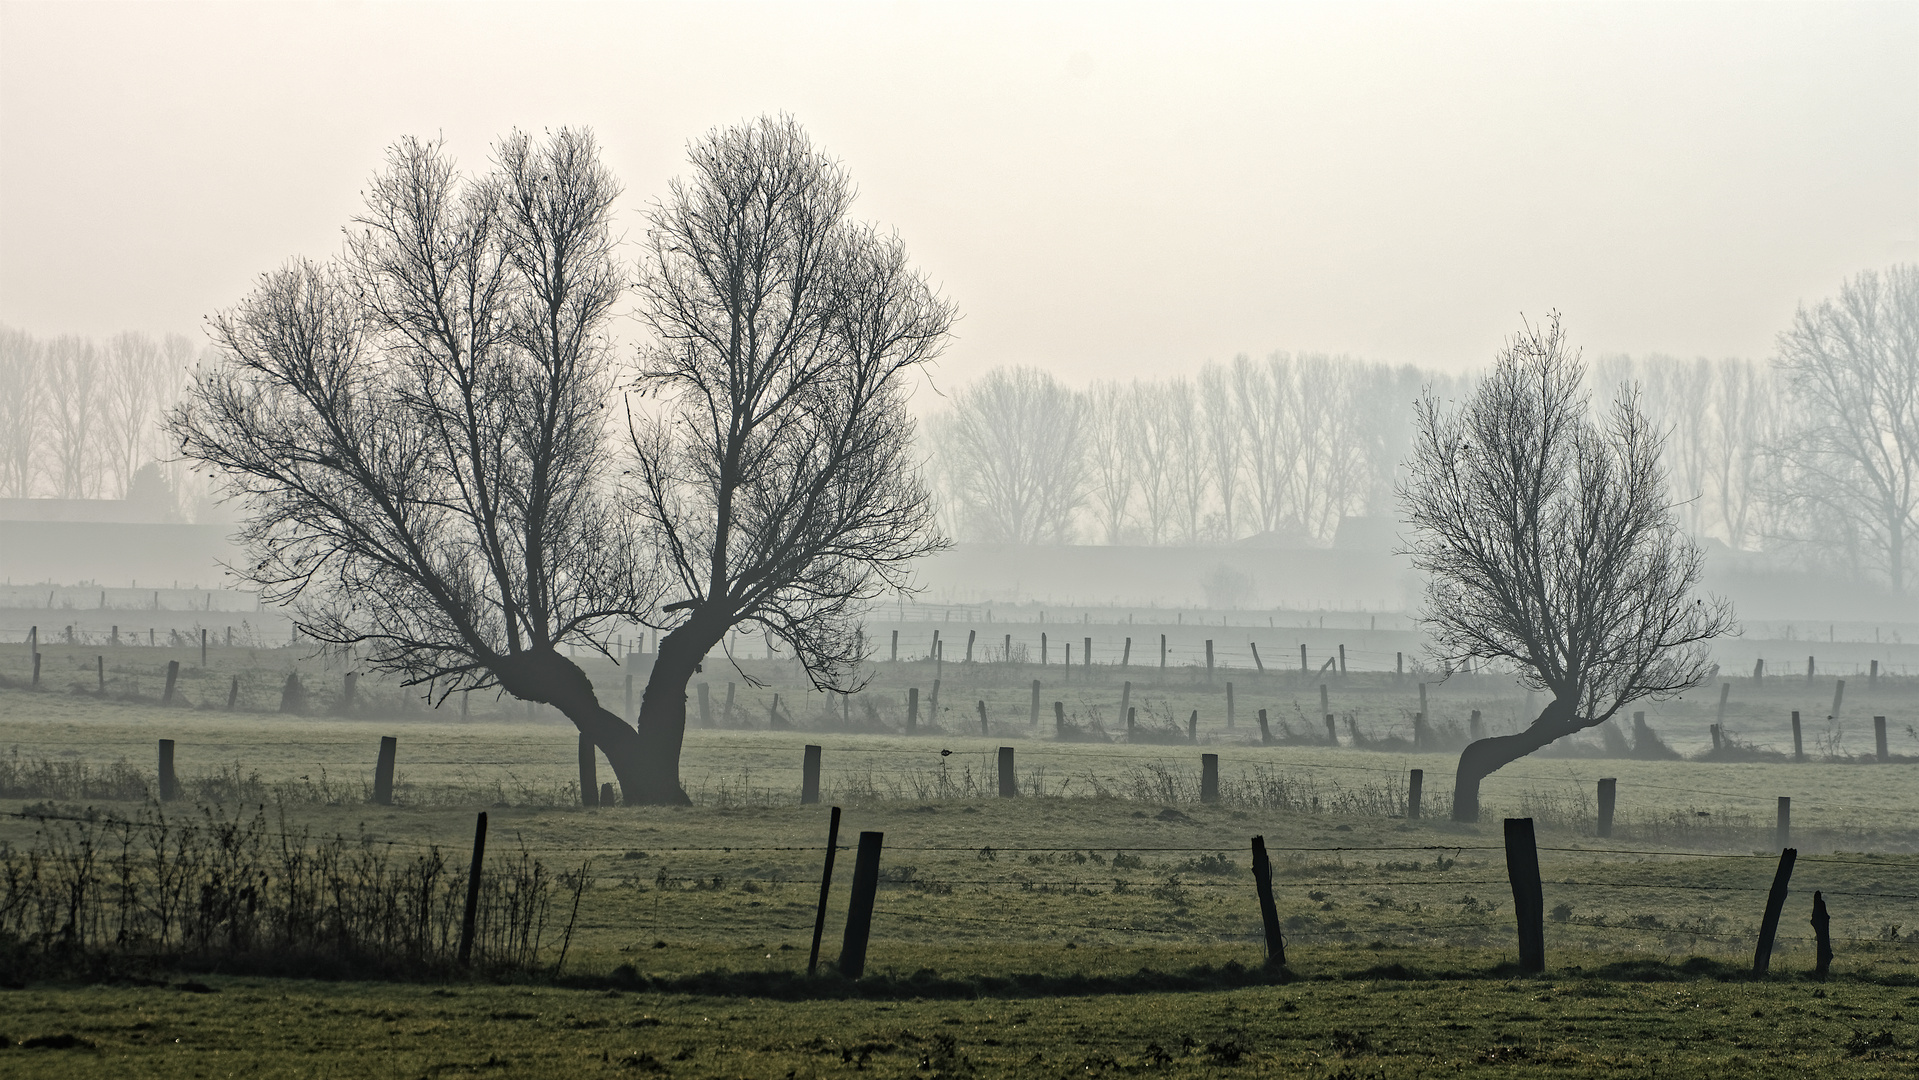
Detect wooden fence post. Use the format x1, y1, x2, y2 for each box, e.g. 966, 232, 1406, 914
1597, 778, 1616, 838
1324, 714, 1338, 745
1204, 640, 1214, 683
1792, 711, 1804, 762
907, 687, 919, 732
1084, 636, 1092, 676
1752, 847, 1797, 975
1188, 710, 1199, 743
807, 806, 841, 976
1869, 659, 1879, 686
1338, 644, 1346, 675
1875, 716, 1889, 761
1832, 679, 1845, 719
1225, 681, 1234, 728
1201, 754, 1219, 803
226, 676, 238, 710
457, 812, 488, 965
1300, 643, 1307, 673
1250, 836, 1286, 967
1752, 658, 1764, 681
1029, 681, 1040, 726
838, 831, 885, 979
999, 747, 1017, 797
1811, 891, 1832, 978
579, 735, 598, 807
162, 659, 179, 705
890, 629, 898, 662
1119, 681, 1132, 727
1806, 655, 1814, 682
158, 739, 176, 801
724, 682, 735, 725
802, 744, 822, 805
200, 628, 207, 667
1121, 637, 1131, 669
1408, 769, 1423, 820
1250, 642, 1263, 672
976, 700, 988, 734
1257, 708, 1272, 745
1396, 651, 1402, 679
1504, 818, 1545, 973
1777, 796, 1791, 850
1053, 699, 1067, 737
1160, 634, 1167, 672
1127, 707, 1137, 739
96, 656, 104, 694
1710, 724, 1723, 752
1413, 712, 1429, 751
374, 735, 397, 805
1041, 632, 1048, 665
966, 629, 976, 663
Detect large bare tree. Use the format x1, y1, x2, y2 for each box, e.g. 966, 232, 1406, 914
1771, 265, 1919, 595
934, 366, 1085, 544
170, 129, 657, 797
626, 116, 955, 804
1400, 316, 1735, 822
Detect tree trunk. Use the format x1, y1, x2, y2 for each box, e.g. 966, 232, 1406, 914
1451, 697, 1579, 823
490, 647, 685, 806
628, 621, 730, 806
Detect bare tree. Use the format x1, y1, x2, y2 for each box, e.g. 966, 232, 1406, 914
1198, 363, 1242, 540
628, 116, 955, 804
1083, 379, 1136, 544
44, 336, 104, 498
170, 129, 655, 796
0, 326, 43, 497
1128, 380, 1179, 544
1164, 377, 1211, 542
1771, 265, 1919, 595
1400, 316, 1734, 822
101, 332, 164, 498
935, 366, 1084, 543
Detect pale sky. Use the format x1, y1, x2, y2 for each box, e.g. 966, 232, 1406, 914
1, 1, 1913, 387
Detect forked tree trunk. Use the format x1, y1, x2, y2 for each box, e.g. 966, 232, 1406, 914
1451, 697, 1579, 823
490, 647, 686, 806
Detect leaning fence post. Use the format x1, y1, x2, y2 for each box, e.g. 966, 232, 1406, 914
226, 676, 238, 710
807, 806, 842, 976
1874, 716, 1889, 761
1811, 890, 1832, 978
1407, 769, 1423, 820
158, 738, 176, 801
457, 811, 488, 966
1201, 754, 1219, 803
966, 629, 976, 663
162, 659, 180, 705
838, 830, 884, 979
802, 744, 822, 804
1122, 637, 1132, 669
998, 747, 1017, 797
1597, 778, 1616, 838
578, 735, 598, 807
1257, 708, 1272, 746
1777, 796, 1791, 850
1188, 710, 1198, 744
1250, 836, 1286, 967
1504, 818, 1545, 973
1250, 642, 1263, 672
374, 735, 397, 806
1752, 847, 1797, 975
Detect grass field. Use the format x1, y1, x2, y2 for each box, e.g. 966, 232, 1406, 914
4, 642, 1918, 1077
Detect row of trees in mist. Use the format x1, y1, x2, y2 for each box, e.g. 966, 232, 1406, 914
0, 327, 210, 517
930, 266, 1918, 596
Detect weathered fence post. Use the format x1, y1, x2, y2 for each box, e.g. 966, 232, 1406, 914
1188, 710, 1198, 743
1831, 679, 1845, 719
1407, 769, 1423, 820
906, 687, 919, 732
1160, 634, 1167, 672
1250, 642, 1263, 672
457, 812, 488, 966
1084, 636, 1092, 676
1119, 681, 1132, 727
1201, 754, 1219, 803
1875, 716, 1889, 761
95, 656, 104, 694
998, 747, 1017, 797
838, 831, 885, 979
807, 806, 841, 976
1752, 657, 1764, 681
1300, 643, 1308, 673
374, 735, 397, 805
1121, 636, 1132, 669
1029, 680, 1040, 726
1869, 659, 1879, 686
976, 700, 988, 734
1054, 700, 1065, 737
1792, 711, 1804, 762
161, 659, 179, 705
1003, 633, 1012, 662
1250, 836, 1286, 968
1806, 655, 1814, 682
1396, 651, 1403, 680
1225, 681, 1235, 728
966, 629, 976, 663
1709, 724, 1723, 752
1504, 818, 1545, 973
890, 629, 898, 662
226, 676, 238, 710
1041, 632, 1048, 664
200, 628, 207, 667
1064, 641, 1072, 675
1752, 847, 1797, 975
1127, 707, 1137, 739
1810, 891, 1832, 978
579, 734, 598, 807
1324, 714, 1338, 745
1777, 796, 1791, 849
158, 739, 176, 801
1597, 778, 1616, 838
1338, 644, 1346, 675
1257, 708, 1272, 745
802, 744, 822, 805
1204, 640, 1214, 684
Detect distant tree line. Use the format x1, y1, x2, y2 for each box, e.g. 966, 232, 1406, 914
0, 326, 211, 518
929, 265, 1918, 598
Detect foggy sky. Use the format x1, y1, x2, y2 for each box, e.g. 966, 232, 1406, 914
1, 1, 1913, 386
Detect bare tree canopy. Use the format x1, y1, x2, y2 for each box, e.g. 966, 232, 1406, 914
934, 366, 1088, 544
1399, 315, 1735, 822
1772, 264, 1919, 596
169, 128, 657, 797
627, 115, 954, 804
